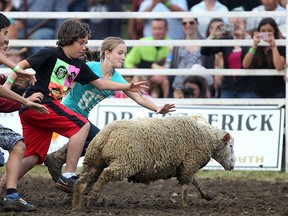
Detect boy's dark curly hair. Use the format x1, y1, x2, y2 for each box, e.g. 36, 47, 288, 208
56, 19, 91, 47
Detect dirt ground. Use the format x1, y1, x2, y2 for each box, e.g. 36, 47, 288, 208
0, 171, 288, 216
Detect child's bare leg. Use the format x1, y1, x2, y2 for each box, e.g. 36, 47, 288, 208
65, 122, 90, 174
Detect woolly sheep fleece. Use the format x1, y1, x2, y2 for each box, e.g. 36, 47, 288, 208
73, 115, 234, 209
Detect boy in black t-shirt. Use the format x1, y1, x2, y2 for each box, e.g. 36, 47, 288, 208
2, 19, 148, 194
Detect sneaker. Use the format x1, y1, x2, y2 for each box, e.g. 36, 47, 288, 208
44, 153, 62, 183
3, 197, 37, 212
55, 175, 78, 193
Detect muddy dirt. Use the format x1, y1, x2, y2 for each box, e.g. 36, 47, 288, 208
0, 170, 288, 216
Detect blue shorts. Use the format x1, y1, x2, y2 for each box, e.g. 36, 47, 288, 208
0, 124, 23, 152
81, 122, 100, 156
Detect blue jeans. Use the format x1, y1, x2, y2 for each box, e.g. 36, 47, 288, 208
220, 89, 257, 98
81, 121, 100, 157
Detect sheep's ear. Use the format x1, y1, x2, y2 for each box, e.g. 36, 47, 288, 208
222, 132, 230, 142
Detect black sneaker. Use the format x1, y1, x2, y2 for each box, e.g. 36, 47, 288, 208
3, 197, 37, 212
55, 175, 78, 193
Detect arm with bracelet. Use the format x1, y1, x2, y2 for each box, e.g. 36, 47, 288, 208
4, 59, 36, 89
242, 31, 259, 69
161, 0, 185, 11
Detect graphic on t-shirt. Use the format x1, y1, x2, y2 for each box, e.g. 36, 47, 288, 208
49, 59, 80, 100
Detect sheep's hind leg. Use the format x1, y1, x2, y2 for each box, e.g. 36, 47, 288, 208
191, 174, 216, 200
86, 162, 136, 208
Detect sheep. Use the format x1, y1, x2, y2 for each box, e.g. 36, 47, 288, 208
72, 115, 235, 210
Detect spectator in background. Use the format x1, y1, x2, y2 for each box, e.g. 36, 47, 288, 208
86, 0, 122, 39
127, 0, 144, 39
19, 0, 68, 54
201, 17, 256, 98
279, 0, 286, 7
169, 17, 208, 96
124, 18, 170, 98
242, 17, 285, 98
0, 0, 22, 40
68, 0, 87, 11
217, 0, 261, 11
139, 0, 188, 39
246, 0, 286, 34
173, 75, 208, 98
187, 0, 262, 11
190, 0, 228, 38
202, 18, 225, 69
200, 18, 225, 97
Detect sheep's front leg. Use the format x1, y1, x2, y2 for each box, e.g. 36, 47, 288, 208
180, 184, 188, 208
191, 173, 216, 200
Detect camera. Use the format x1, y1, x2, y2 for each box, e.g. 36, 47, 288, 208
181, 87, 194, 98
258, 32, 269, 40
220, 23, 235, 33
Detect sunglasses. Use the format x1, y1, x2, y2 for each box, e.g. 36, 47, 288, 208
182, 21, 196, 26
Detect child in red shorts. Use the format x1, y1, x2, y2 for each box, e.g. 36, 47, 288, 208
3, 18, 148, 193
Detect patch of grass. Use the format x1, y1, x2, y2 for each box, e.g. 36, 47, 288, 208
1, 165, 287, 182
197, 170, 288, 182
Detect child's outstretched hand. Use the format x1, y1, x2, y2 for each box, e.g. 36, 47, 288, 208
156, 104, 176, 114
128, 81, 149, 96
24, 101, 49, 114
14, 67, 37, 85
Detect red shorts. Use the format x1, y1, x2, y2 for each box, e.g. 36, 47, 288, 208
20, 100, 88, 164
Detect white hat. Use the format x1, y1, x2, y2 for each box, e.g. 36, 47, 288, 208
191, 64, 214, 86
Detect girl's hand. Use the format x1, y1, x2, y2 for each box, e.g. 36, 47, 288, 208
252, 31, 261, 47
156, 103, 176, 114
266, 32, 276, 47
209, 21, 225, 38
128, 81, 149, 96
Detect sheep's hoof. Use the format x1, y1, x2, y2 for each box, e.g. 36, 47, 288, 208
202, 191, 217, 201
180, 202, 188, 208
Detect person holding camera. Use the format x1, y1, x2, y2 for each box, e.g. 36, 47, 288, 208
242, 17, 285, 98
173, 76, 208, 98
201, 17, 256, 98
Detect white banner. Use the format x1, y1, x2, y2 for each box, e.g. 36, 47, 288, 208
91, 102, 284, 171
1, 102, 284, 171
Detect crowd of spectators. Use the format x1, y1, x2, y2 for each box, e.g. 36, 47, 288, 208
2, 0, 287, 99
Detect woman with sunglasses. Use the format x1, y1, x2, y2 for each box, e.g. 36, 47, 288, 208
169, 17, 210, 98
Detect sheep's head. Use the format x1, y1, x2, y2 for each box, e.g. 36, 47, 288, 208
212, 132, 235, 171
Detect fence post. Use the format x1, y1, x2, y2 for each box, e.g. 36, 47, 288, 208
285, 4, 288, 173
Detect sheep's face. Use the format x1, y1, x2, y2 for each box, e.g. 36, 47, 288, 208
212, 132, 235, 171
